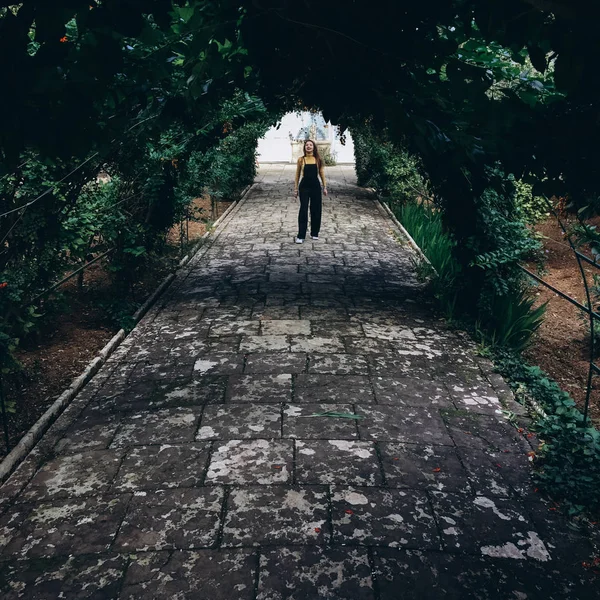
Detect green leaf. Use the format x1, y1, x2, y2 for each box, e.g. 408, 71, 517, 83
306, 411, 363, 419
177, 7, 195, 24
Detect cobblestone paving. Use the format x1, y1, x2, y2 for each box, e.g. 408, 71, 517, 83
1, 165, 598, 598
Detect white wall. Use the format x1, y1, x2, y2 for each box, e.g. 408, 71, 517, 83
257, 111, 355, 164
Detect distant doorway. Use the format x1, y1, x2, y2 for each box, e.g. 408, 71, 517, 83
257, 111, 355, 164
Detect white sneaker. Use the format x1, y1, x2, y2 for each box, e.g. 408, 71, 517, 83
311, 235, 319, 240
295, 237, 304, 244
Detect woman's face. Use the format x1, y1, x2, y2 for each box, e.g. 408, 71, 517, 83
305, 141, 314, 153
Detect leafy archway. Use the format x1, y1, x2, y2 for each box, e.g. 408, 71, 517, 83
1, 0, 600, 510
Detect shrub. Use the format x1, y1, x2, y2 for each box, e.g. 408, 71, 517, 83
513, 178, 550, 225
353, 126, 429, 204
492, 349, 600, 515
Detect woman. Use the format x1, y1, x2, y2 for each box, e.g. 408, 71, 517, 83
294, 139, 328, 243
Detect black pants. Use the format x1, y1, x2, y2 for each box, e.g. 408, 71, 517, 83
297, 184, 322, 239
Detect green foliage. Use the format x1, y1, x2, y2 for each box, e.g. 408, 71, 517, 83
354, 128, 544, 351
96, 297, 139, 332
320, 148, 336, 167
464, 168, 541, 294
353, 127, 430, 205
492, 349, 600, 515
476, 290, 547, 353
513, 180, 550, 225
0, 87, 272, 375
396, 201, 461, 317
185, 117, 268, 203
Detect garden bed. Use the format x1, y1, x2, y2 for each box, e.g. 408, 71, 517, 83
1, 197, 232, 458
525, 217, 600, 424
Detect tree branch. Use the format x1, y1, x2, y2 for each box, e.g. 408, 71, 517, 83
518, 0, 577, 19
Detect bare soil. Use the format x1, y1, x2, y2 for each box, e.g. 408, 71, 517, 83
1, 197, 232, 457
524, 216, 600, 424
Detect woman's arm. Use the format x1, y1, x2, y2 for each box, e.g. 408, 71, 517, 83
319, 162, 328, 195
294, 158, 303, 194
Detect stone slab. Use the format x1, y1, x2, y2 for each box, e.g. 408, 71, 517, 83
54, 414, 122, 454
240, 335, 290, 352
114, 487, 224, 551
456, 447, 535, 498
430, 491, 550, 560
112, 444, 211, 491
1, 495, 130, 558
331, 487, 439, 549
226, 374, 292, 403
222, 486, 328, 546
294, 374, 374, 403
21, 450, 125, 501
295, 440, 382, 486
205, 439, 293, 485
197, 404, 281, 440
308, 353, 369, 375
283, 404, 359, 439
257, 547, 375, 600
262, 320, 311, 335
245, 352, 307, 374
372, 376, 451, 407
356, 406, 454, 445
373, 549, 597, 600
0, 553, 128, 600
290, 336, 345, 353
443, 411, 529, 453
192, 353, 245, 375
311, 321, 365, 337
111, 408, 201, 448
121, 549, 257, 600
209, 320, 260, 337
379, 443, 470, 492
153, 376, 228, 407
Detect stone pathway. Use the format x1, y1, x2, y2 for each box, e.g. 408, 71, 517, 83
0, 164, 598, 599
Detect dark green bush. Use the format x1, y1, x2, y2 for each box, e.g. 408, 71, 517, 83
353, 126, 429, 204
0, 93, 271, 372
493, 349, 600, 515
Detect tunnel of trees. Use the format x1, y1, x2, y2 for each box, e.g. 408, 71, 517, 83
1, 0, 599, 512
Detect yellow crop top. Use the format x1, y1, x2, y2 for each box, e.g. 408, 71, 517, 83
294, 156, 327, 191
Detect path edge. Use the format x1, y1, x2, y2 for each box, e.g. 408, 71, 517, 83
369, 188, 532, 429
369, 190, 435, 272
0, 184, 254, 486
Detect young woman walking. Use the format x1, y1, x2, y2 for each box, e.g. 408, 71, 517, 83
294, 139, 328, 243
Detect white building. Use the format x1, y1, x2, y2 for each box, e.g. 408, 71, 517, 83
257, 111, 355, 164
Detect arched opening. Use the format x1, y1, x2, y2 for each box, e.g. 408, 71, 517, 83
257, 111, 355, 164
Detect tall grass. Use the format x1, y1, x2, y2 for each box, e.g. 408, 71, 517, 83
394, 201, 461, 317
476, 290, 547, 353
394, 199, 545, 351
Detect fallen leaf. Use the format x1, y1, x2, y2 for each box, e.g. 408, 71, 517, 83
432, 467, 441, 473
306, 411, 363, 419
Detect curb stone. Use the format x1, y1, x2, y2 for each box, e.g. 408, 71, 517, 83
0, 184, 254, 491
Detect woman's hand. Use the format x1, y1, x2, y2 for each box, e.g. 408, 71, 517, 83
323, 187, 328, 196
294, 189, 298, 198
